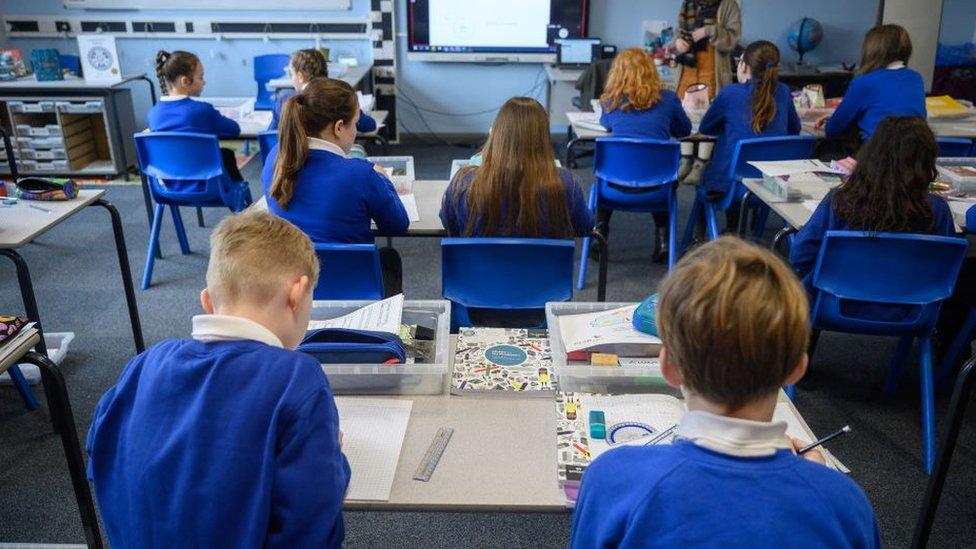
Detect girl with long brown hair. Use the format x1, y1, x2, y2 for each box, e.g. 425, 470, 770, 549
697, 40, 801, 224
791, 116, 955, 292
818, 25, 926, 140
268, 48, 377, 134
262, 77, 408, 294
595, 48, 692, 260
439, 97, 591, 238
147, 49, 244, 181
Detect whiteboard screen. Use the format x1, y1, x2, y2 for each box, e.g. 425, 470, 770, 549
63, 0, 351, 9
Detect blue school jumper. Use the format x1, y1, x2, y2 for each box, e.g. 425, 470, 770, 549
147, 97, 241, 137
87, 330, 350, 547
570, 440, 881, 548
824, 67, 926, 140
790, 191, 956, 292
261, 143, 408, 243
699, 82, 802, 190
599, 90, 693, 140
439, 167, 593, 237
268, 90, 378, 133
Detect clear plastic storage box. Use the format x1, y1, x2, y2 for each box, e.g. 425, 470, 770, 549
308, 300, 450, 395
546, 302, 668, 394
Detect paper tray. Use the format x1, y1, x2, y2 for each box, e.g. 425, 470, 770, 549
546, 302, 669, 394
309, 300, 450, 395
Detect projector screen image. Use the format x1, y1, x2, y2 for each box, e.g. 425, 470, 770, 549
408, 0, 589, 59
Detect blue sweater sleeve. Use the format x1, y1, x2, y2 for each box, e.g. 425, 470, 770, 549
668, 94, 693, 138
366, 169, 410, 235
698, 90, 726, 136
357, 110, 377, 133
265, 386, 350, 547
824, 78, 865, 139
203, 103, 242, 138
789, 197, 834, 279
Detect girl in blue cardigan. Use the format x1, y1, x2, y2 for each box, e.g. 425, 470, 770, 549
148, 50, 244, 181
262, 78, 408, 295
816, 25, 926, 141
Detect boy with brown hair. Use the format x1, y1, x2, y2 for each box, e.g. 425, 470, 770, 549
571, 237, 880, 548
87, 210, 349, 548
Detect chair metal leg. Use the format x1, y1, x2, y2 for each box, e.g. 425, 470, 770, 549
936, 308, 976, 386
919, 337, 937, 474
668, 185, 678, 270
171, 206, 191, 255
92, 199, 146, 354
736, 189, 753, 237
196, 207, 205, 228
885, 335, 914, 396
142, 204, 165, 290
21, 351, 104, 549
7, 364, 39, 410
0, 249, 48, 356
681, 195, 703, 253
910, 356, 976, 547
592, 230, 608, 302
771, 227, 797, 254
704, 201, 720, 241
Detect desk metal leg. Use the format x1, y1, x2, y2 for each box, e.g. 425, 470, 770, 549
22, 351, 105, 549
737, 190, 753, 237
771, 227, 796, 254
108, 93, 130, 182
566, 137, 581, 169
0, 249, 47, 356
911, 356, 976, 548
196, 207, 205, 228
591, 230, 608, 302
93, 199, 146, 354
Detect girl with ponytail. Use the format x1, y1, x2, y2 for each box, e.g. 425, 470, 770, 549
262, 77, 408, 295
147, 50, 244, 180
697, 40, 801, 227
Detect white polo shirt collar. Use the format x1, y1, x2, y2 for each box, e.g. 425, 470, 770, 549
676, 409, 790, 457
191, 314, 284, 348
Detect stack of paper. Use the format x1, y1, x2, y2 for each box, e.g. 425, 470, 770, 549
308, 294, 404, 334
557, 304, 662, 357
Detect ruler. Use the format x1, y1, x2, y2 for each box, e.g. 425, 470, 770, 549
413, 426, 454, 482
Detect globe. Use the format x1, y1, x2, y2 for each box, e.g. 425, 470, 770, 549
787, 17, 823, 64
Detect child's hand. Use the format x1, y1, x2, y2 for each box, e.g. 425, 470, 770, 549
813, 114, 830, 130
789, 437, 826, 465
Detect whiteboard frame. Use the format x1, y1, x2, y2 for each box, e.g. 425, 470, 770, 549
63, 0, 351, 9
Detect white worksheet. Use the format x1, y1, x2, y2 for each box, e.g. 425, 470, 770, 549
336, 398, 413, 501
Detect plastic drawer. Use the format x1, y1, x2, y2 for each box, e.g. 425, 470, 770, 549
15, 136, 64, 149
308, 300, 451, 395
56, 100, 104, 114
546, 302, 668, 394
9, 101, 56, 113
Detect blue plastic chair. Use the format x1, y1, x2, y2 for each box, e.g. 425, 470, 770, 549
577, 138, 680, 289
681, 135, 816, 249
258, 130, 278, 165
936, 137, 974, 158
808, 230, 967, 474
134, 132, 254, 289
313, 243, 384, 300
442, 238, 575, 331
254, 54, 289, 111
935, 204, 976, 387
6, 363, 38, 410
59, 54, 80, 76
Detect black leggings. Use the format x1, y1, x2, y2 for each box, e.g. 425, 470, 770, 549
596, 209, 669, 237
220, 147, 244, 182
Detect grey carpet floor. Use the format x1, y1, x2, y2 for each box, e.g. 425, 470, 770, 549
1, 141, 975, 548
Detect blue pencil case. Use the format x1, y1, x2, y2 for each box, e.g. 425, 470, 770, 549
298, 328, 405, 364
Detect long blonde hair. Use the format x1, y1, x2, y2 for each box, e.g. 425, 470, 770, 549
457, 97, 571, 237
600, 48, 663, 112
270, 78, 358, 209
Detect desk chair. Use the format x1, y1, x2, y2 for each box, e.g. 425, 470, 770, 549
682, 135, 815, 250
807, 231, 967, 474
134, 132, 254, 289
314, 243, 384, 300
577, 138, 680, 289
253, 54, 289, 111
936, 137, 974, 158
911, 354, 976, 547
258, 130, 278, 165
59, 54, 80, 77
442, 238, 575, 331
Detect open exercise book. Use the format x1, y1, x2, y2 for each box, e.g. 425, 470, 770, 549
451, 328, 556, 396
557, 304, 662, 357
555, 392, 847, 504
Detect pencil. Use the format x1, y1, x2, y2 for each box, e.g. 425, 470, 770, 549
28, 203, 52, 214
798, 425, 851, 455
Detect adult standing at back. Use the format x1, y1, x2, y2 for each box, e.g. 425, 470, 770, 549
673, 0, 742, 100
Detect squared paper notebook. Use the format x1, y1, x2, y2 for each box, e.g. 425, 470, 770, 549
452, 328, 556, 396
335, 397, 413, 501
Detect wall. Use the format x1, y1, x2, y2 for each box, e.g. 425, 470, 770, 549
2, 0, 881, 135
883, 0, 945, 91
939, 0, 976, 44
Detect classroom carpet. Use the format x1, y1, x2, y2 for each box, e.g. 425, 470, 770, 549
1, 140, 975, 548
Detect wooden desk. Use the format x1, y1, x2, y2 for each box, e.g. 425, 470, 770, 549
342, 335, 831, 511
0, 190, 144, 355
